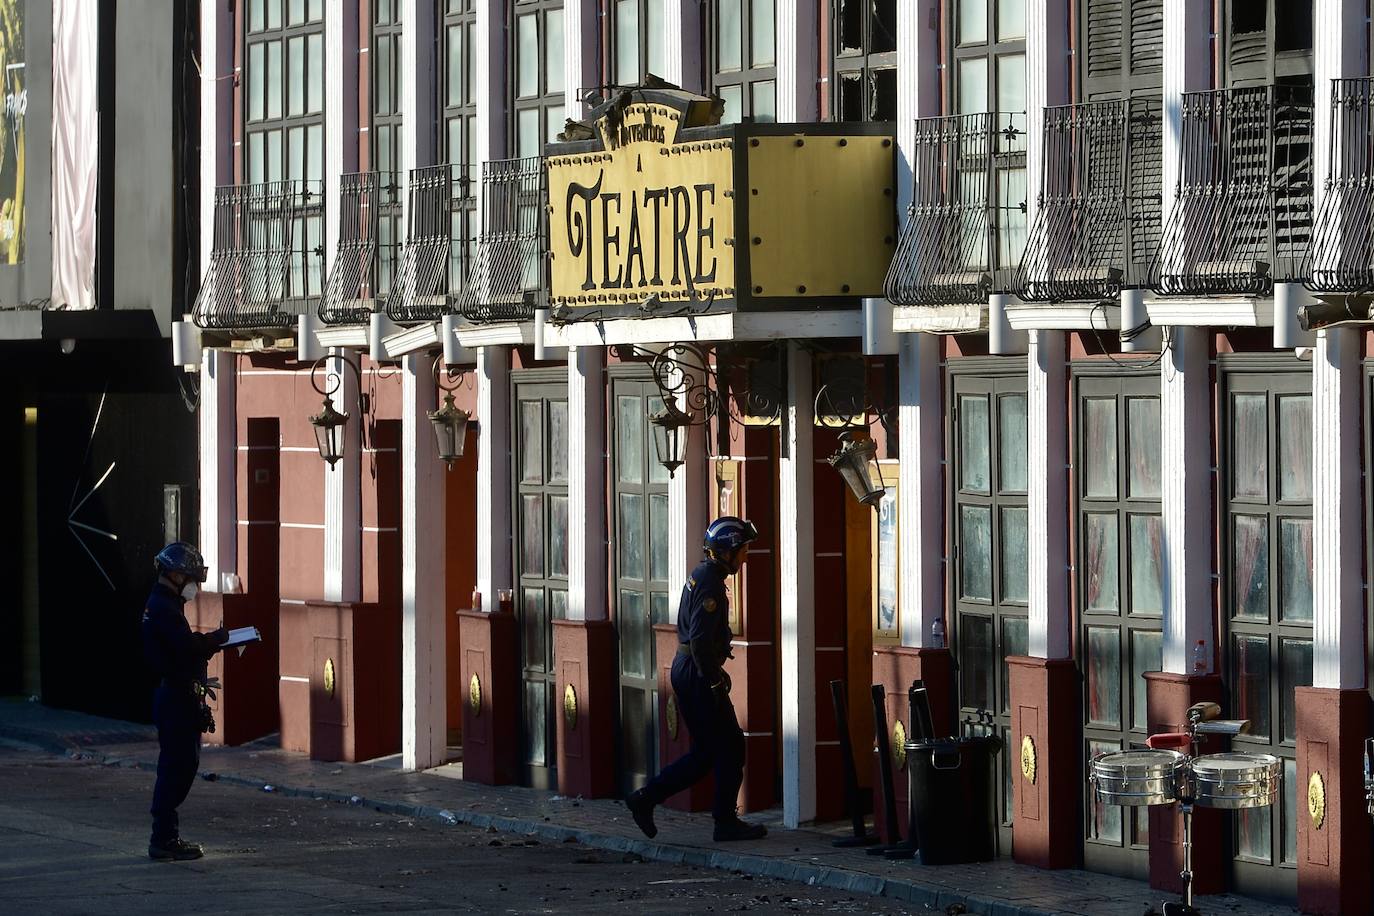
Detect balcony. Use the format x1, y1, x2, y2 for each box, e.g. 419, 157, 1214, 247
385, 163, 477, 324
1017, 98, 1163, 303
318, 172, 403, 326
1304, 78, 1374, 294
885, 112, 1027, 307
1153, 85, 1313, 298
456, 156, 546, 324
193, 180, 325, 331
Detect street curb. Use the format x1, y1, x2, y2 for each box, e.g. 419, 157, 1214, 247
3, 728, 1057, 916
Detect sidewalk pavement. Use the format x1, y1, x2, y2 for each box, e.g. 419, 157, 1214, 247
0, 698, 1297, 916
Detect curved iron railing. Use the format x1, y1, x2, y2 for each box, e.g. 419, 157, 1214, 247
457, 156, 546, 323
1304, 78, 1374, 294
1018, 98, 1162, 302
1153, 84, 1313, 297
319, 171, 402, 325
193, 180, 326, 330
385, 163, 476, 324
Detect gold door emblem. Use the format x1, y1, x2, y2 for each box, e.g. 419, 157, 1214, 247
666, 695, 679, 740
1308, 771, 1326, 830
323, 658, 336, 698
564, 684, 578, 730
469, 673, 482, 716
1020, 736, 1037, 784
891, 721, 907, 770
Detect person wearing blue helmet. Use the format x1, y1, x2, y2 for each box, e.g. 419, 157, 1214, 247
142, 541, 227, 861
625, 516, 767, 842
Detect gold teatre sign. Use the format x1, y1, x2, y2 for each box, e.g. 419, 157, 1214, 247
547, 103, 735, 307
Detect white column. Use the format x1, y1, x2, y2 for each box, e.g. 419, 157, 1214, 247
476, 0, 507, 167
1161, 0, 1211, 220
898, 333, 942, 648
1159, 327, 1212, 674
567, 347, 607, 622
324, 1, 359, 266
1312, 329, 1364, 689
1314, 0, 1367, 211
896, 0, 940, 218
1026, 330, 1069, 659
401, 352, 447, 769
199, 0, 232, 267
1024, 0, 1069, 234
776, 0, 818, 123
564, 1, 599, 119
401, 0, 437, 224
199, 349, 237, 592
323, 349, 362, 603
477, 346, 513, 605
779, 342, 815, 827
662, 1, 703, 92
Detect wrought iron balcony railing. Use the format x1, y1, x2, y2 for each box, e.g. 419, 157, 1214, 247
193, 180, 325, 330
885, 112, 1027, 307
1153, 84, 1313, 297
456, 156, 546, 324
1018, 98, 1163, 302
1304, 78, 1374, 293
385, 163, 478, 324
319, 171, 403, 325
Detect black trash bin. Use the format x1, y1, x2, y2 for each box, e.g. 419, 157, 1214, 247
904, 735, 1001, 865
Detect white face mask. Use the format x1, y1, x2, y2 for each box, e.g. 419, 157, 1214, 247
180, 582, 199, 602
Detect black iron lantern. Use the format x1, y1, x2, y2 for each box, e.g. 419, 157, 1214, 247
308, 397, 349, 468
428, 393, 471, 469
827, 431, 885, 508
650, 404, 693, 478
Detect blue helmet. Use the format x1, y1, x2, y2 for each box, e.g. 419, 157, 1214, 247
703, 516, 759, 554
154, 541, 208, 583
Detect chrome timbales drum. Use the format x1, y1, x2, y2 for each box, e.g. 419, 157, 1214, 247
1191, 753, 1281, 809
1090, 749, 1186, 806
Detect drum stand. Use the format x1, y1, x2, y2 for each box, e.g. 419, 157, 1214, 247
1157, 703, 1235, 916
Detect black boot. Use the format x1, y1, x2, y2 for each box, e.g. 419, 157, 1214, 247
713, 817, 767, 842
148, 838, 204, 861
626, 788, 658, 839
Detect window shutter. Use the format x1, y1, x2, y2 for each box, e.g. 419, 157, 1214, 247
1128, 0, 1163, 77
1085, 0, 1125, 98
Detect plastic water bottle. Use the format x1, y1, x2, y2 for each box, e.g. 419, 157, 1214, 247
931, 617, 946, 650
1192, 639, 1208, 675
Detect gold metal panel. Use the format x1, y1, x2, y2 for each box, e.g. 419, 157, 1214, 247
323, 658, 336, 698
745, 135, 894, 298
1020, 735, 1037, 784
1308, 770, 1326, 830
547, 102, 736, 307
891, 720, 907, 771
564, 683, 579, 731
469, 673, 482, 716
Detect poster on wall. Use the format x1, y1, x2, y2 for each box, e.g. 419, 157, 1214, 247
0, 0, 25, 265
52, 0, 97, 308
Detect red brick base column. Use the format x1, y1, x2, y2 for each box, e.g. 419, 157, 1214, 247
654, 624, 712, 811
1143, 671, 1226, 895
871, 646, 955, 840
1008, 655, 1079, 869
188, 591, 281, 747
727, 641, 776, 813
1296, 687, 1373, 916
554, 618, 617, 798
458, 609, 519, 785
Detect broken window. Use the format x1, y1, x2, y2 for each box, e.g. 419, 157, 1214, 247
832, 0, 898, 120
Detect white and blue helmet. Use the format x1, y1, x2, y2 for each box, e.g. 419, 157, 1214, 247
703, 516, 759, 553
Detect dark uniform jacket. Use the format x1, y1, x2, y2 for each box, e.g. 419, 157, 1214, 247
141, 582, 221, 690
676, 558, 733, 684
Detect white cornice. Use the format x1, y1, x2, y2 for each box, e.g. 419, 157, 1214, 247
892, 304, 984, 334
1144, 297, 1273, 327
455, 321, 533, 347
383, 322, 442, 358
543, 310, 864, 348
315, 325, 369, 349
1005, 302, 1121, 331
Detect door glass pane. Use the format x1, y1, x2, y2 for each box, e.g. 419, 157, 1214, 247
307, 33, 323, 114
522, 588, 546, 671
1279, 518, 1313, 623
1083, 398, 1118, 499
957, 57, 988, 114
520, 401, 542, 482
958, 0, 988, 44
251, 0, 266, 32
1086, 626, 1122, 728
522, 494, 545, 577
266, 0, 281, 29
619, 493, 645, 577
249, 42, 265, 121
546, 10, 565, 94
997, 166, 1028, 265
1130, 629, 1163, 731
650, 494, 669, 581
999, 506, 1028, 603
447, 25, 463, 106
647, 0, 667, 75
1277, 395, 1311, 501
619, 589, 648, 677
549, 400, 569, 483
1280, 638, 1312, 743
266, 40, 283, 119
1283, 757, 1298, 864
751, 81, 776, 123
1232, 634, 1271, 740
718, 84, 742, 123
998, 393, 1027, 492
1128, 514, 1163, 616
958, 613, 994, 711
1126, 397, 1161, 499
1232, 514, 1270, 621
651, 591, 669, 626
550, 588, 568, 620
959, 505, 993, 601
1001, 616, 1028, 714
517, 14, 538, 97
1237, 804, 1272, 863
517, 109, 540, 159
718, 0, 742, 71
1084, 513, 1119, 612
549, 495, 568, 578
618, 395, 644, 483
998, 0, 1026, 39
546, 105, 565, 148
288, 0, 305, 24
960, 394, 991, 493
751, 0, 775, 66
1088, 739, 1124, 844
615, 0, 639, 84
523, 679, 547, 765
995, 54, 1026, 154
1232, 393, 1268, 500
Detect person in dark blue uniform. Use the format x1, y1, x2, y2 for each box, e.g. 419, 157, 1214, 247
142, 542, 226, 861
625, 517, 767, 842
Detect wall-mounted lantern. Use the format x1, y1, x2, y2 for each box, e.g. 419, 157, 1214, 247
814, 365, 894, 509
826, 431, 886, 508
429, 357, 472, 469
307, 356, 367, 468
649, 403, 694, 477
